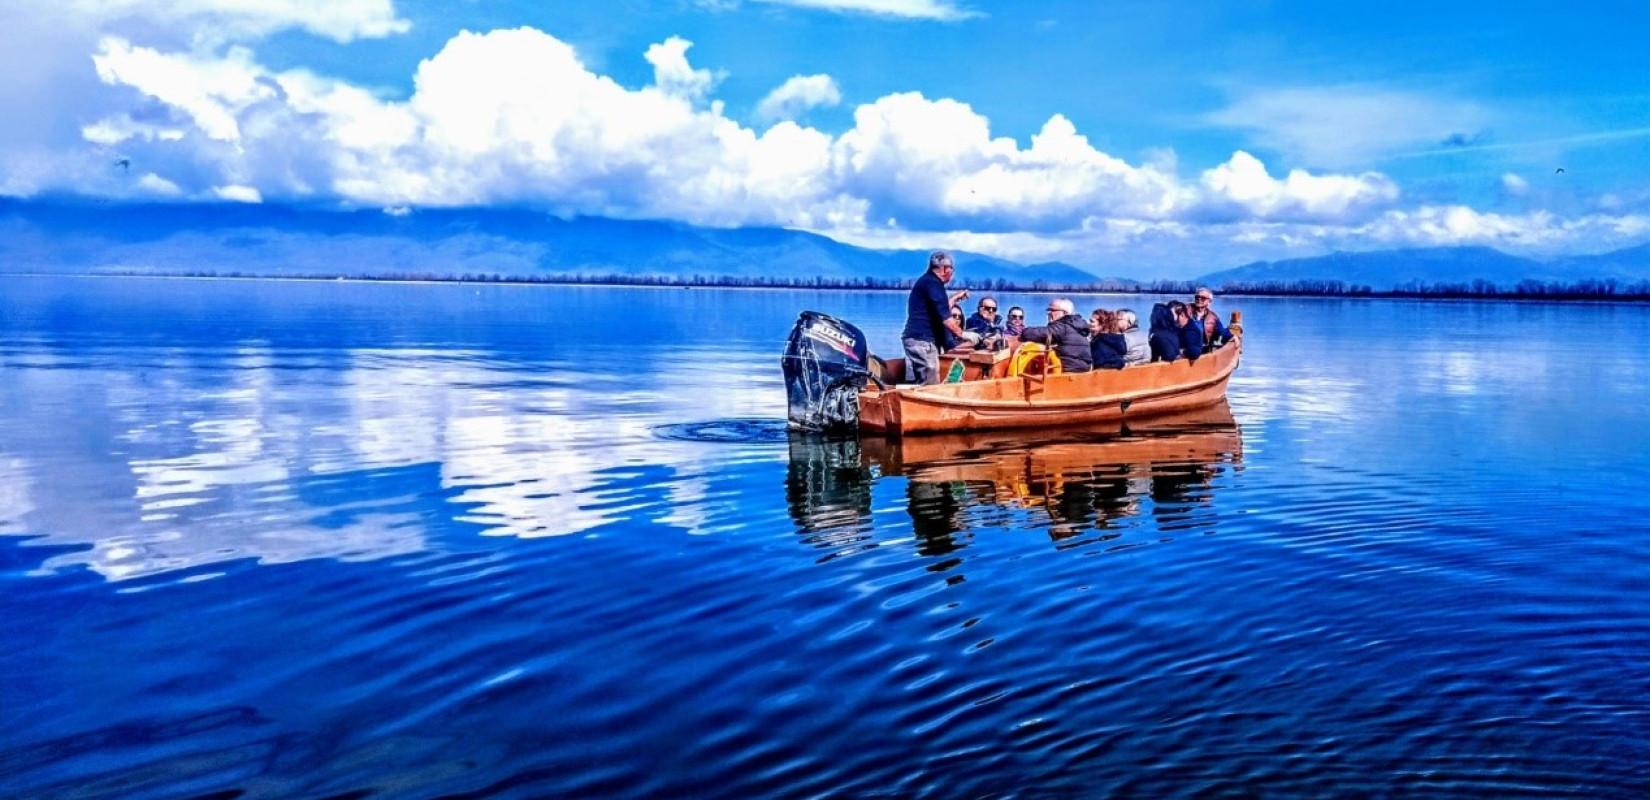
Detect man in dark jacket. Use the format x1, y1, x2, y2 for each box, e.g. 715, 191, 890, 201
901, 251, 969, 384
1016, 298, 1093, 372
964, 296, 1005, 348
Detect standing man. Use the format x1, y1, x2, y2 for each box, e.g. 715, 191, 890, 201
902, 251, 969, 384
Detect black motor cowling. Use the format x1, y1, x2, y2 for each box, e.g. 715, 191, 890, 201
783, 311, 873, 432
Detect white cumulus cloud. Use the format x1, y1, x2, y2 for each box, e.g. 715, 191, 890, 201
749, 0, 979, 21
213, 184, 262, 202
136, 173, 183, 195
60, 0, 409, 43
5, 21, 1635, 274
755, 74, 841, 123
91, 38, 276, 143
1345, 206, 1650, 252
1392, 206, 1551, 245
1199, 151, 1399, 221
834, 94, 1188, 231
1502, 172, 1529, 195
69, 27, 1526, 249
644, 36, 723, 103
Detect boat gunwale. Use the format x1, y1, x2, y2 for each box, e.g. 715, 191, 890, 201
863, 343, 1240, 412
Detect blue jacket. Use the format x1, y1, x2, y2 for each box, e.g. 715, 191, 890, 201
1190, 307, 1231, 348
1179, 318, 1205, 362
965, 312, 1004, 339
1090, 333, 1127, 369
902, 270, 950, 345
1148, 304, 1181, 362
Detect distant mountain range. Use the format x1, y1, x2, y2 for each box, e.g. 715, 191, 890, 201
1200, 245, 1650, 291
0, 199, 1101, 287
3, 199, 1649, 291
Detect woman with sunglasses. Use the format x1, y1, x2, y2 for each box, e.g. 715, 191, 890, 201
946, 305, 986, 350
1003, 306, 1027, 338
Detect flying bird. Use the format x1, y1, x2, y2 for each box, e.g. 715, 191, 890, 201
1555, 167, 1565, 174
114, 157, 130, 172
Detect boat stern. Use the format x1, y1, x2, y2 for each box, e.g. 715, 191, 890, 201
858, 387, 900, 433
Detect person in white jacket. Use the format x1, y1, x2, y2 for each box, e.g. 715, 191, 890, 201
1116, 309, 1150, 365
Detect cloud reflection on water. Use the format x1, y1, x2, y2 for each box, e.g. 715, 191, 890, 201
2, 343, 775, 581
0, 455, 35, 537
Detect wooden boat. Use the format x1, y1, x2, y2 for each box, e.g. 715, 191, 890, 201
859, 332, 1241, 435
781, 309, 1242, 436
860, 402, 1243, 484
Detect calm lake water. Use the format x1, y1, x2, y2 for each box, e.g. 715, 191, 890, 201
4, 275, 1650, 799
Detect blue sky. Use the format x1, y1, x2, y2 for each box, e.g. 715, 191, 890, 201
3, 0, 1648, 276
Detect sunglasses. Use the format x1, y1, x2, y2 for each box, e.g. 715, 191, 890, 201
1008, 314, 1023, 319
981, 306, 996, 311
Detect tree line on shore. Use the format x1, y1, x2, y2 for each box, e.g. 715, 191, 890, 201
80, 269, 1650, 300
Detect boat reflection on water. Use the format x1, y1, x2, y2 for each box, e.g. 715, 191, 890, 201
784, 433, 879, 562
785, 402, 1243, 564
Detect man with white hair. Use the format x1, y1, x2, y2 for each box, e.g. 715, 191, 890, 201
1188, 287, 1232, 348
1116, 308, 1150, 365
1014, 297, 1093, 373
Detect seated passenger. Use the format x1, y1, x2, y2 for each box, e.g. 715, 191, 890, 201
1017, 298, 1093, 373
1187, 287, 1232, 348
1149, 302, 1182, 362
1172, 300, 1205, 362
1116, 309, 1150, 365
1089, 309, 1127, 370
946, 305, 979, 350
1004, 306, 1027, 337
964, 297, 1006, 350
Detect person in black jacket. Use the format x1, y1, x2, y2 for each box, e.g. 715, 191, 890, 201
964, 297, 1006, 350
1017, 298, 1093, 372
1088, 309, 1128, 369
1149, 302, 1182, 362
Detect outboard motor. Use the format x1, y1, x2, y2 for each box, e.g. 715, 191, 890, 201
782, 311, 874, 432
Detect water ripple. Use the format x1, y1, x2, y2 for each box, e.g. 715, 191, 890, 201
7, 281, 1650, 797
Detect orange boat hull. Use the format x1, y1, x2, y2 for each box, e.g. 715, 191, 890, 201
859, 341, 1240, 435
